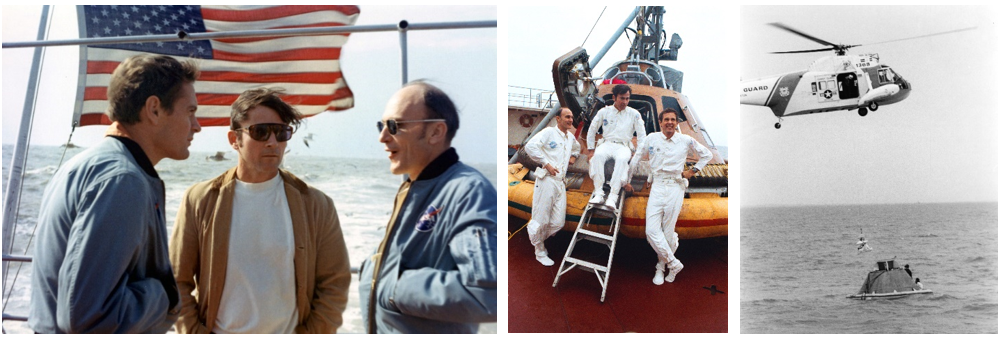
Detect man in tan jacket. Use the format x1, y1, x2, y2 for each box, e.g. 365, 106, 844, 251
169, 88, 351, 333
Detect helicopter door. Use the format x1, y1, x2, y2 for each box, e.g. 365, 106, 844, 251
837, 72, 859, 99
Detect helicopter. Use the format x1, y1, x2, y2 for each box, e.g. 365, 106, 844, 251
741, 22, 973, 129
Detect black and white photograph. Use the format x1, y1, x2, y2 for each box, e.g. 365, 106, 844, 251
740, 5, 998, 334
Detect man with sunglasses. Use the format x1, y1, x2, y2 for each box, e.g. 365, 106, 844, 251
30, 55, 197, 333
359, 81, 497, 333
170, 88, 351, 333
523, 108, 580, 266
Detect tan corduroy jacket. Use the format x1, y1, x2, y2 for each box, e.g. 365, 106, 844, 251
169, 168, 351, 333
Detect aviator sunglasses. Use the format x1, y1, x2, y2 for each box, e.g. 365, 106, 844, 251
377, 119, 445, 135
235, 123, 294, 142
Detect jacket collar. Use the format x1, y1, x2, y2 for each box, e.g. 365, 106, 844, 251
108, 135, 158, 178
414, 147, 459, 181
212, 167, 309, 193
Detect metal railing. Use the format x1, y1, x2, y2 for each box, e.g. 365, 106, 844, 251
508, 85, 556, 109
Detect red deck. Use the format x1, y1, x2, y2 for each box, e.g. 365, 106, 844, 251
507, 216, 728, 333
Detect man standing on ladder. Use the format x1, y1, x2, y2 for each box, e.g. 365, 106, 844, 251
627, 108, 712, 285
523, 108, 580, 266
585, 84, 646, 210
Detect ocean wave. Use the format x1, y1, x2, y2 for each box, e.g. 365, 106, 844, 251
962, 302, 999, 312
26, 165, 58, 176
928, 294, 959, 301
966, 256, 986, 263
916, 234, 939, 238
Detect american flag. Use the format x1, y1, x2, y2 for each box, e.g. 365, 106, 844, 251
75, 5, 360, 126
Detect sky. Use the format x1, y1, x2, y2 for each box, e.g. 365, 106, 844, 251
507, 5, 736, 148
740, 5, 999, 207
2, 5, 498, 165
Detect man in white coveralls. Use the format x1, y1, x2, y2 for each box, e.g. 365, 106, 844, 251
523, 108, 580, 266
586, 84, 646, 209
627, 108, 712, 285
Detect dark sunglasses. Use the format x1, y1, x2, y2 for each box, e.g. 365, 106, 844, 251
377, 119, 445, 135
235, 123, 294, 142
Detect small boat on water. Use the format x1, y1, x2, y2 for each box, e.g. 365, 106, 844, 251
847, 259, 932, 300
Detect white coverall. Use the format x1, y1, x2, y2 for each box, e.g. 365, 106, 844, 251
586, 105, 646, 199
524, 126, 580, 253
629, 131, 712, 273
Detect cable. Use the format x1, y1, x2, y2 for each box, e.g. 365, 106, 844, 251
580, 7, 606, 47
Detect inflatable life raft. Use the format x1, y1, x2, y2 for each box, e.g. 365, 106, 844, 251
508, 163, 728, 240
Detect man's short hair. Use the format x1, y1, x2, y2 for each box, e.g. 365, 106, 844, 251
612, 84, 631, 97
230, 88, 303, 130
659, 108, 679, 122
106, 54, 199, 124
405, 80, 459, 142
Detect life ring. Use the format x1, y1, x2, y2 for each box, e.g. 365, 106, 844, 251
823, 90, 833, 99
519, 114, 534, 128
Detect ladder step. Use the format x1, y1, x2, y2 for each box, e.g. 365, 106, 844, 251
565, 257, 609, 272
577, 228, 614, 242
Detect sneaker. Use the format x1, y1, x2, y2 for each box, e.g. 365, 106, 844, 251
652, 269, 665, 285
603, 193, 618, 210
665, 261, 684, 283
588, 191, 605, 204
535, 253, 555, 266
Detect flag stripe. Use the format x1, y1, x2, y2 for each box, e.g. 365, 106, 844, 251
212, 23, 349, 43
84, 86, 352, 105
212, 47, 341, 62
86, 51, 342, 73
86, 63, 343, 84
201, 5, 360, 22
210, 35, 349, 54
81, 100, 354, 120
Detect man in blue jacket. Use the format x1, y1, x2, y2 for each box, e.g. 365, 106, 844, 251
359, 81, 498, 333
29, 54, 200, 333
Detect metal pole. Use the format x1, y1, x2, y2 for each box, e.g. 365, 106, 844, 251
3, 20, 498, 49
398, 20, 409, 85
589, 7, 640, 70
3, 5, 50, 298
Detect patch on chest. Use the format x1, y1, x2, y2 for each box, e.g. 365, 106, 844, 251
417, 205, 443, 232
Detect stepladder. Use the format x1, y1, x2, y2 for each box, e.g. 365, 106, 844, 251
552, 190, 625, 303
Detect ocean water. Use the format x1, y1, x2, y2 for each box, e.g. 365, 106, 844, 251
2, 144, 497, 334
741, 203, 997, 334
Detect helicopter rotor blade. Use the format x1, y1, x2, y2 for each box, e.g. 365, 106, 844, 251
860, 26, 977, 47
768, 22, 840, 47
770, 47, 836, 54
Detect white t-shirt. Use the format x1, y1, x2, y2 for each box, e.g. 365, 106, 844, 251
214, 174, 299, 334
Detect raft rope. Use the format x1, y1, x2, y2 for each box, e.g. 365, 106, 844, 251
508, 219, 531, 241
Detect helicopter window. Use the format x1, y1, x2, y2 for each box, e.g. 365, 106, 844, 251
878, 69, 888, 83
811, 82, 817, 93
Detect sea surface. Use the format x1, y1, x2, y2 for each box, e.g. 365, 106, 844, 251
741, 203, 998, 333
1, 144, 497, 334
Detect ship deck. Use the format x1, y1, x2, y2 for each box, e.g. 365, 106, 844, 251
507, 216, 729, 332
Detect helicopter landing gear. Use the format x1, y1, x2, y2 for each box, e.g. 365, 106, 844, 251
858, 107, 868, 117
868, 101, 879, 111
774, 117, 783, 129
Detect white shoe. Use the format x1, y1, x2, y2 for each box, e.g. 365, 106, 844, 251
665, 261, 684, 283
653, 270, 665, 285
535, 253, 555, 266
588, 191, 605, 204
603, 194, 618, 209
